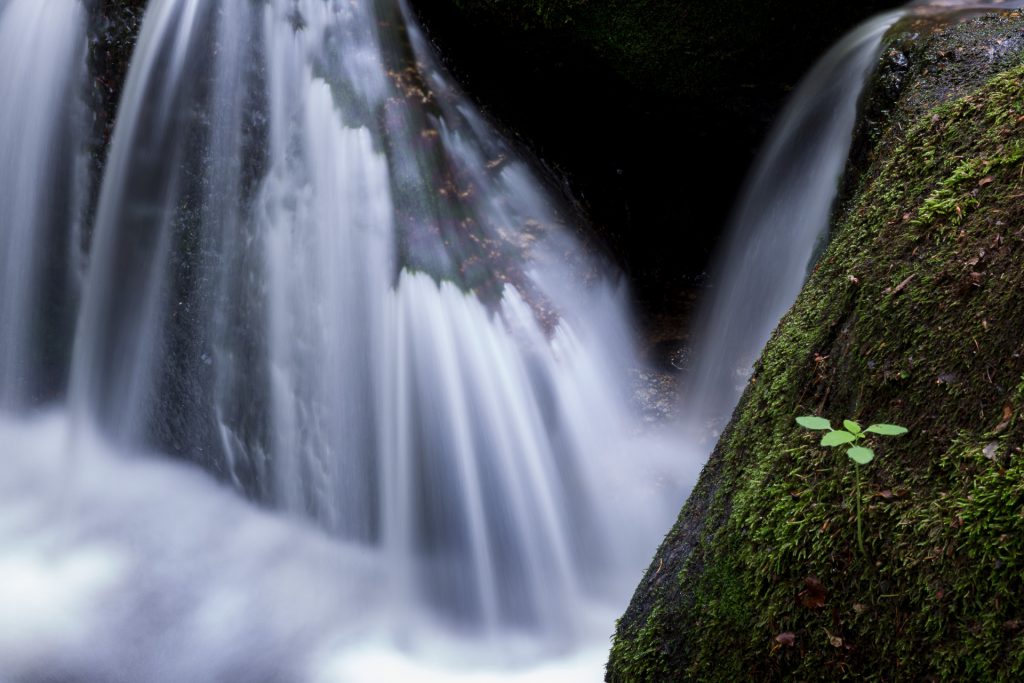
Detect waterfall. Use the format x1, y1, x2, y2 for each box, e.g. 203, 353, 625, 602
0, 0, 86, 410
680, 0, 1024, 435
679, 12, 901, 432
67, 0, 681, 636
1, 0, 688, 679
3, 0, 1018, 679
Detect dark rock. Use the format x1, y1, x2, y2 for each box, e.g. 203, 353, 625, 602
411, 0, 902, 312
83, 0, 148, 248
609, 10, 1024, 681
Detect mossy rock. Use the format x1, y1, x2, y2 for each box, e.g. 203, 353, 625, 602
609, 13, 1024, 682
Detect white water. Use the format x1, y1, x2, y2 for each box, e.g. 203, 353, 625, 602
3, 0, 1020, 680
0, 0, 690, 680
0, 0, 85, 409
681, 0, 1024, 435
679, 12, 902, 434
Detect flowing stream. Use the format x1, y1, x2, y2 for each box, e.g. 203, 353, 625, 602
2, 0, 686, 679
679, 0, 1024, 439
1, 0, 1019, 680
0, 0, 86, 410
679, 12, 901, 432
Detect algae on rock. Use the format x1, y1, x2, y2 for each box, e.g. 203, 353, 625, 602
609, 12, 1024, 682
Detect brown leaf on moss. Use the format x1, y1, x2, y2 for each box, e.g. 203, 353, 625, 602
979, 175, 995, 187
799, 576, 827, 609
826, 630, 844, 648
993, 404, 1013, 433
775, 632, 797, 647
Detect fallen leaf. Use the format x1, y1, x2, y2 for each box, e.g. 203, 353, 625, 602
775, 632, 797, 647
852, 603, 867, 615
800, 576, 827, 609
979, 175, 995, 187
994, 404, 1013, 433
826, 630, 844, 648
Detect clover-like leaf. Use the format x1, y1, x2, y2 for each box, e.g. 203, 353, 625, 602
847, 446, 875, 465
796, 416, 832, 431
821, 430, 856, 447
843, 420, 862, 435
865, 424, 908, 436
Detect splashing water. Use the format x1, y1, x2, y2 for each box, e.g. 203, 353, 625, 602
1, 0, 689, 679
4, 0, 1020, 680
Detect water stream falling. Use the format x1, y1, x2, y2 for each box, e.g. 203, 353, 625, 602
2, 0, 1020, 680
0, 0, 86, 410
678, 0, 1024, 439
2, 0, 685, 679
679, 11, 902, 432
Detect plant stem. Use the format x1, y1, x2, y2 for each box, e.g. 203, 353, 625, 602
855, 464, 864, 555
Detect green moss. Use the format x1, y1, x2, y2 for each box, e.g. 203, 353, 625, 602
610, 22, 1024, 683
609, 604, 673, 681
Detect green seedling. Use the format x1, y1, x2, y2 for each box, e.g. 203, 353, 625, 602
796, 416, 908, 554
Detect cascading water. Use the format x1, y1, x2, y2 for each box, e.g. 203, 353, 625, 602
1, 0, 687, 679
0, 0, 86, 410
679, 12, 902, 433
4, 0, 1020, 680
68, 0, 678, 637
678, 0, 1024, 438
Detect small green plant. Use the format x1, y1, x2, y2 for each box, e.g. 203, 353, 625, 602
796, 416, 908, 554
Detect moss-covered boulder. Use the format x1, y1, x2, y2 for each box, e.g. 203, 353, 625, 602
609, 12, 1024, 681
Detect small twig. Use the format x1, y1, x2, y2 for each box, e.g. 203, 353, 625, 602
884, 274, 916, 296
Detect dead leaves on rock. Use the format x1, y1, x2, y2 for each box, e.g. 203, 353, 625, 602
799, 576, 827, 610
992, 404, 1013, 434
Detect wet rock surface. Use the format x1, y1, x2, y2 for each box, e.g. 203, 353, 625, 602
412, 0, 902, 313
609, 10, 1024, 681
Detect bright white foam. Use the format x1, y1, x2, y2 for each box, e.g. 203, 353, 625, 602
0, 413, 384, 681
313, 642, 607, 683
0, 412, 679, 681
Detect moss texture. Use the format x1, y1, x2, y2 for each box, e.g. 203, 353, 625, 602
609, 13, 1024, 682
